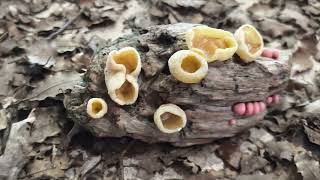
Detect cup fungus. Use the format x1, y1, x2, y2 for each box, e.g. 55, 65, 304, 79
86, 98, 108, 119
106, 47, 141, 78
107, 75, 139, 105
168, 50, 208, 83
185, 26, 238, 62
105, 47, 141, 105
154, 104, 187, 134
234, 24, 264, 62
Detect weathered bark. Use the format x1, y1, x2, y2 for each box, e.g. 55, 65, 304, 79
64, 23, 290, 146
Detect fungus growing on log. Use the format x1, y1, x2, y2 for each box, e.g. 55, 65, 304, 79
185, 26, 238, 62
107, 74, 139, 105
64, 23, 291, 147
105, 47, 141, 78
234, 24, 264, 62
86, 98, 108, 119
105, 47, 141, 105
168, 50, 208, 83
154, 104, 187, 133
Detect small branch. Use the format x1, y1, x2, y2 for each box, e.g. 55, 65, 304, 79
47, 9, 84, 40
19, 167, 54, 179
121, 139, 136, 157
0, 32, 8, 42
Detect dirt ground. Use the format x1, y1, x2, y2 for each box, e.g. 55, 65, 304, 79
0, 0, 320, 179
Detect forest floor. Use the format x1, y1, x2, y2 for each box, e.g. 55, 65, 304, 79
0, 0, 320, 179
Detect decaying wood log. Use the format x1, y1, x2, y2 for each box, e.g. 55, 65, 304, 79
64, 23, 291, 146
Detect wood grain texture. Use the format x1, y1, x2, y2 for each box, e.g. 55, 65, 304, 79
64, 23, 291, 146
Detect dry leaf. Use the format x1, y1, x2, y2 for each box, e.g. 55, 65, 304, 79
236, 174, 276, 180
304, 99, 320, 113
248, 4, 280, 19
152, 167, 183, 180
0, 107, 61, 179
265, 141, 295, 161
217, 140, 242, 169
279, 5, 311, 32
294, 151, 320, 180
291, 57, 320, 94
0, 109, 9, 130
0, 60, 15, 98
78, 156, 101, 178
162, 0, 206, 9
28, 107, 61, 143
26, 40, 56, 68
259, 18, 295, 38
240, 154, 268, 174
25, 153, 69, 179
52, 32, 83, 53
0, 112, 34, 179
303, 125, 320, 146
186, 145, 224, 172
249, 128, 274, 144
25, 71, 83, 101
35, 3, 62, 19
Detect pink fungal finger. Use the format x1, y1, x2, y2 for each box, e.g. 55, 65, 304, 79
233, 103, 246, 115
272, 49, 280, 60
273, 95, 280, 103
245, 103, 254, 116
259, 102, 266, 112
253, 102, 260, 114
229, 119, 237, 126
267, 96, 273, 104
261, 48, 273, 58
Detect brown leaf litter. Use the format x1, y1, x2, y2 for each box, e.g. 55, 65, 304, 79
0, 0, 320, 179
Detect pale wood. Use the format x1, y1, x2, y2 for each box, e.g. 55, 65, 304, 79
64, 23, 290, 146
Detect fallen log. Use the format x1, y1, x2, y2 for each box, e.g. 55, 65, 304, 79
64, 23, 290, 146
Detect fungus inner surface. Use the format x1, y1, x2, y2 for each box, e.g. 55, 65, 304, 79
113, 50, 138, 73
192, 30, 229, 56
115, 80, 135, 102
243, 27, 261, 54
160, 112, 183, 130
92, 101, 103, 114
181, 55, 201, 73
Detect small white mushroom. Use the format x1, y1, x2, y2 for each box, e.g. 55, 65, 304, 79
154, 104, 187, 133
185, 26, 238, 62
234, 24, 264, 62
168, 50, 208, 84
86, 98, 108, 119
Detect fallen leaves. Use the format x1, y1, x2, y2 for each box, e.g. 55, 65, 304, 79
0, 110, 9, 130
26, 40, 56, 68
0, 107, 62, 179
24, 152, 70, 179
294, 150, 320, 180
82, 0, 127, 26
0, 60, 16, 99
162, 0, 207, 9
279, 5, 311, 32
186, 145, 224, 172
258, 18, 296, 38
25, 71, 83, 101
0, 0, 319, 179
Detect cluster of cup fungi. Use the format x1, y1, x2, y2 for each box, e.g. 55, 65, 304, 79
86, 24, 265, 134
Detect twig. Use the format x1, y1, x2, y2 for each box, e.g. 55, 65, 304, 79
19, 167, 55, 179
119, 139, 136, 180
47, 9, 84, 40
121, 139, 136, 157
0, 32, 8, 42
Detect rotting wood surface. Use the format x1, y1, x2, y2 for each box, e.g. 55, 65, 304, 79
64, 23, 291, 146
